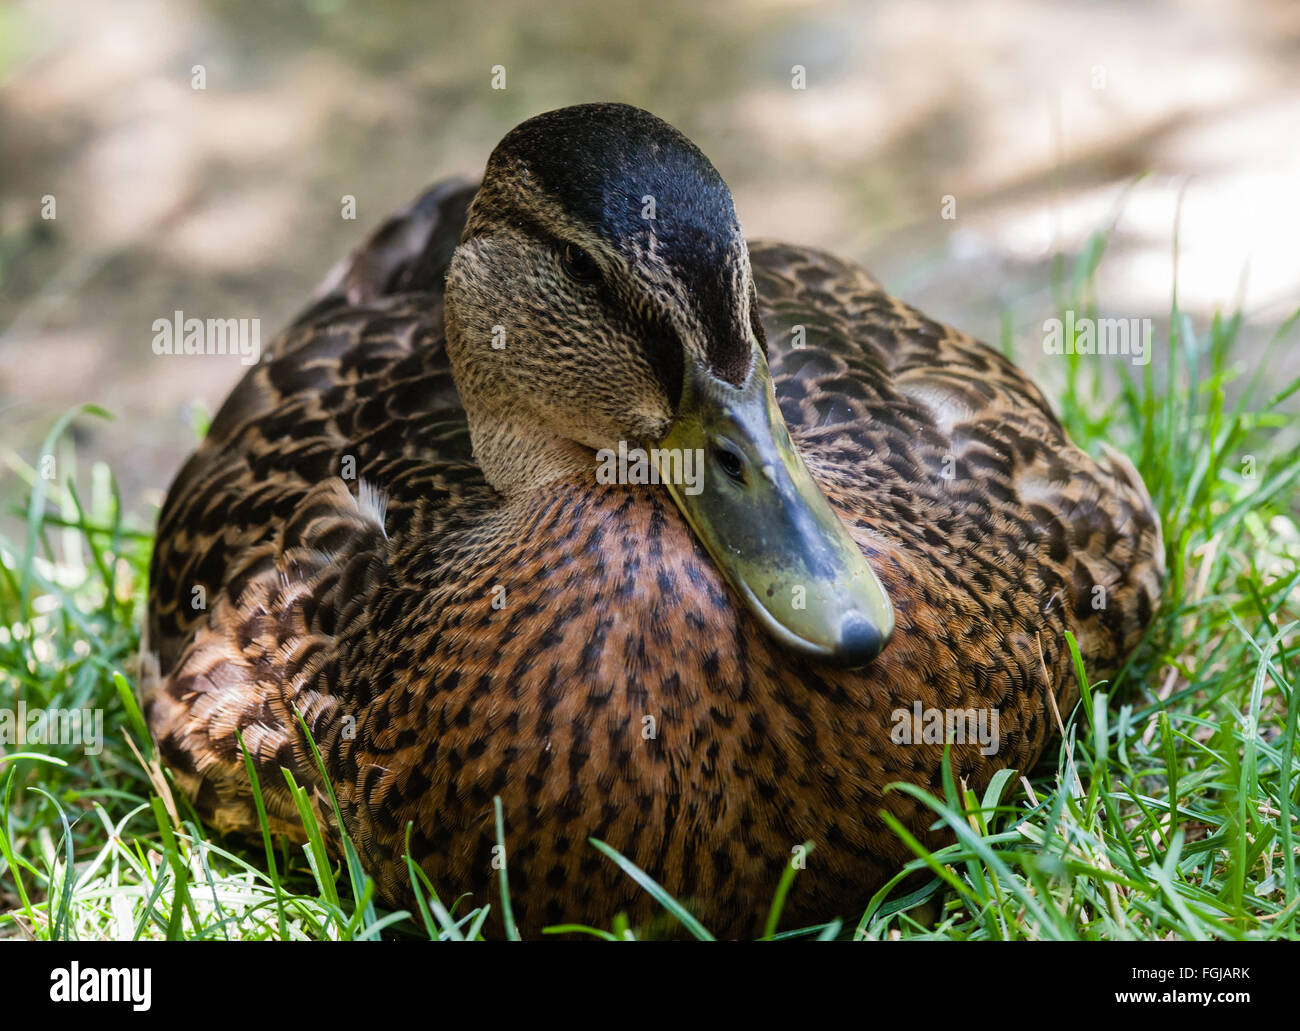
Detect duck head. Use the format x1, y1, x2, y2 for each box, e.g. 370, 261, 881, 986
444, 103, 894, 667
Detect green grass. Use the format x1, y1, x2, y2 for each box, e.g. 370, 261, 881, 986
1, 234, 1297, 940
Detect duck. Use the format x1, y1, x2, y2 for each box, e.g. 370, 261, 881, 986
143, 102, 1163, 938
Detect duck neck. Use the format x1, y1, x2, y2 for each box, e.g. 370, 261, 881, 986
464, 410, 595, 502
444, 289, 602, 501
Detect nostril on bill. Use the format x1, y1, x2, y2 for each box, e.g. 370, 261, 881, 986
711, 440, 747, 484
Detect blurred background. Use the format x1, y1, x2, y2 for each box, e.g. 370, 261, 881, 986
1, 0, 1298, 524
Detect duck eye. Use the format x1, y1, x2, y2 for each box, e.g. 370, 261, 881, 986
560, 242, 601, 284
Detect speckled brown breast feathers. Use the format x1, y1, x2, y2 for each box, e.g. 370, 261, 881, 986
144, 124, 1161, 937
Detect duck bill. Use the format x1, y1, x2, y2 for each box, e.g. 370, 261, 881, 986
654, 349, 894, 668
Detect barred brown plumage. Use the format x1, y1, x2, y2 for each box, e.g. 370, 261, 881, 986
143, 104, 1163, 937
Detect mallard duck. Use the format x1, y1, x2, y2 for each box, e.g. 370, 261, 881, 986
143, 103, 1163, 937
